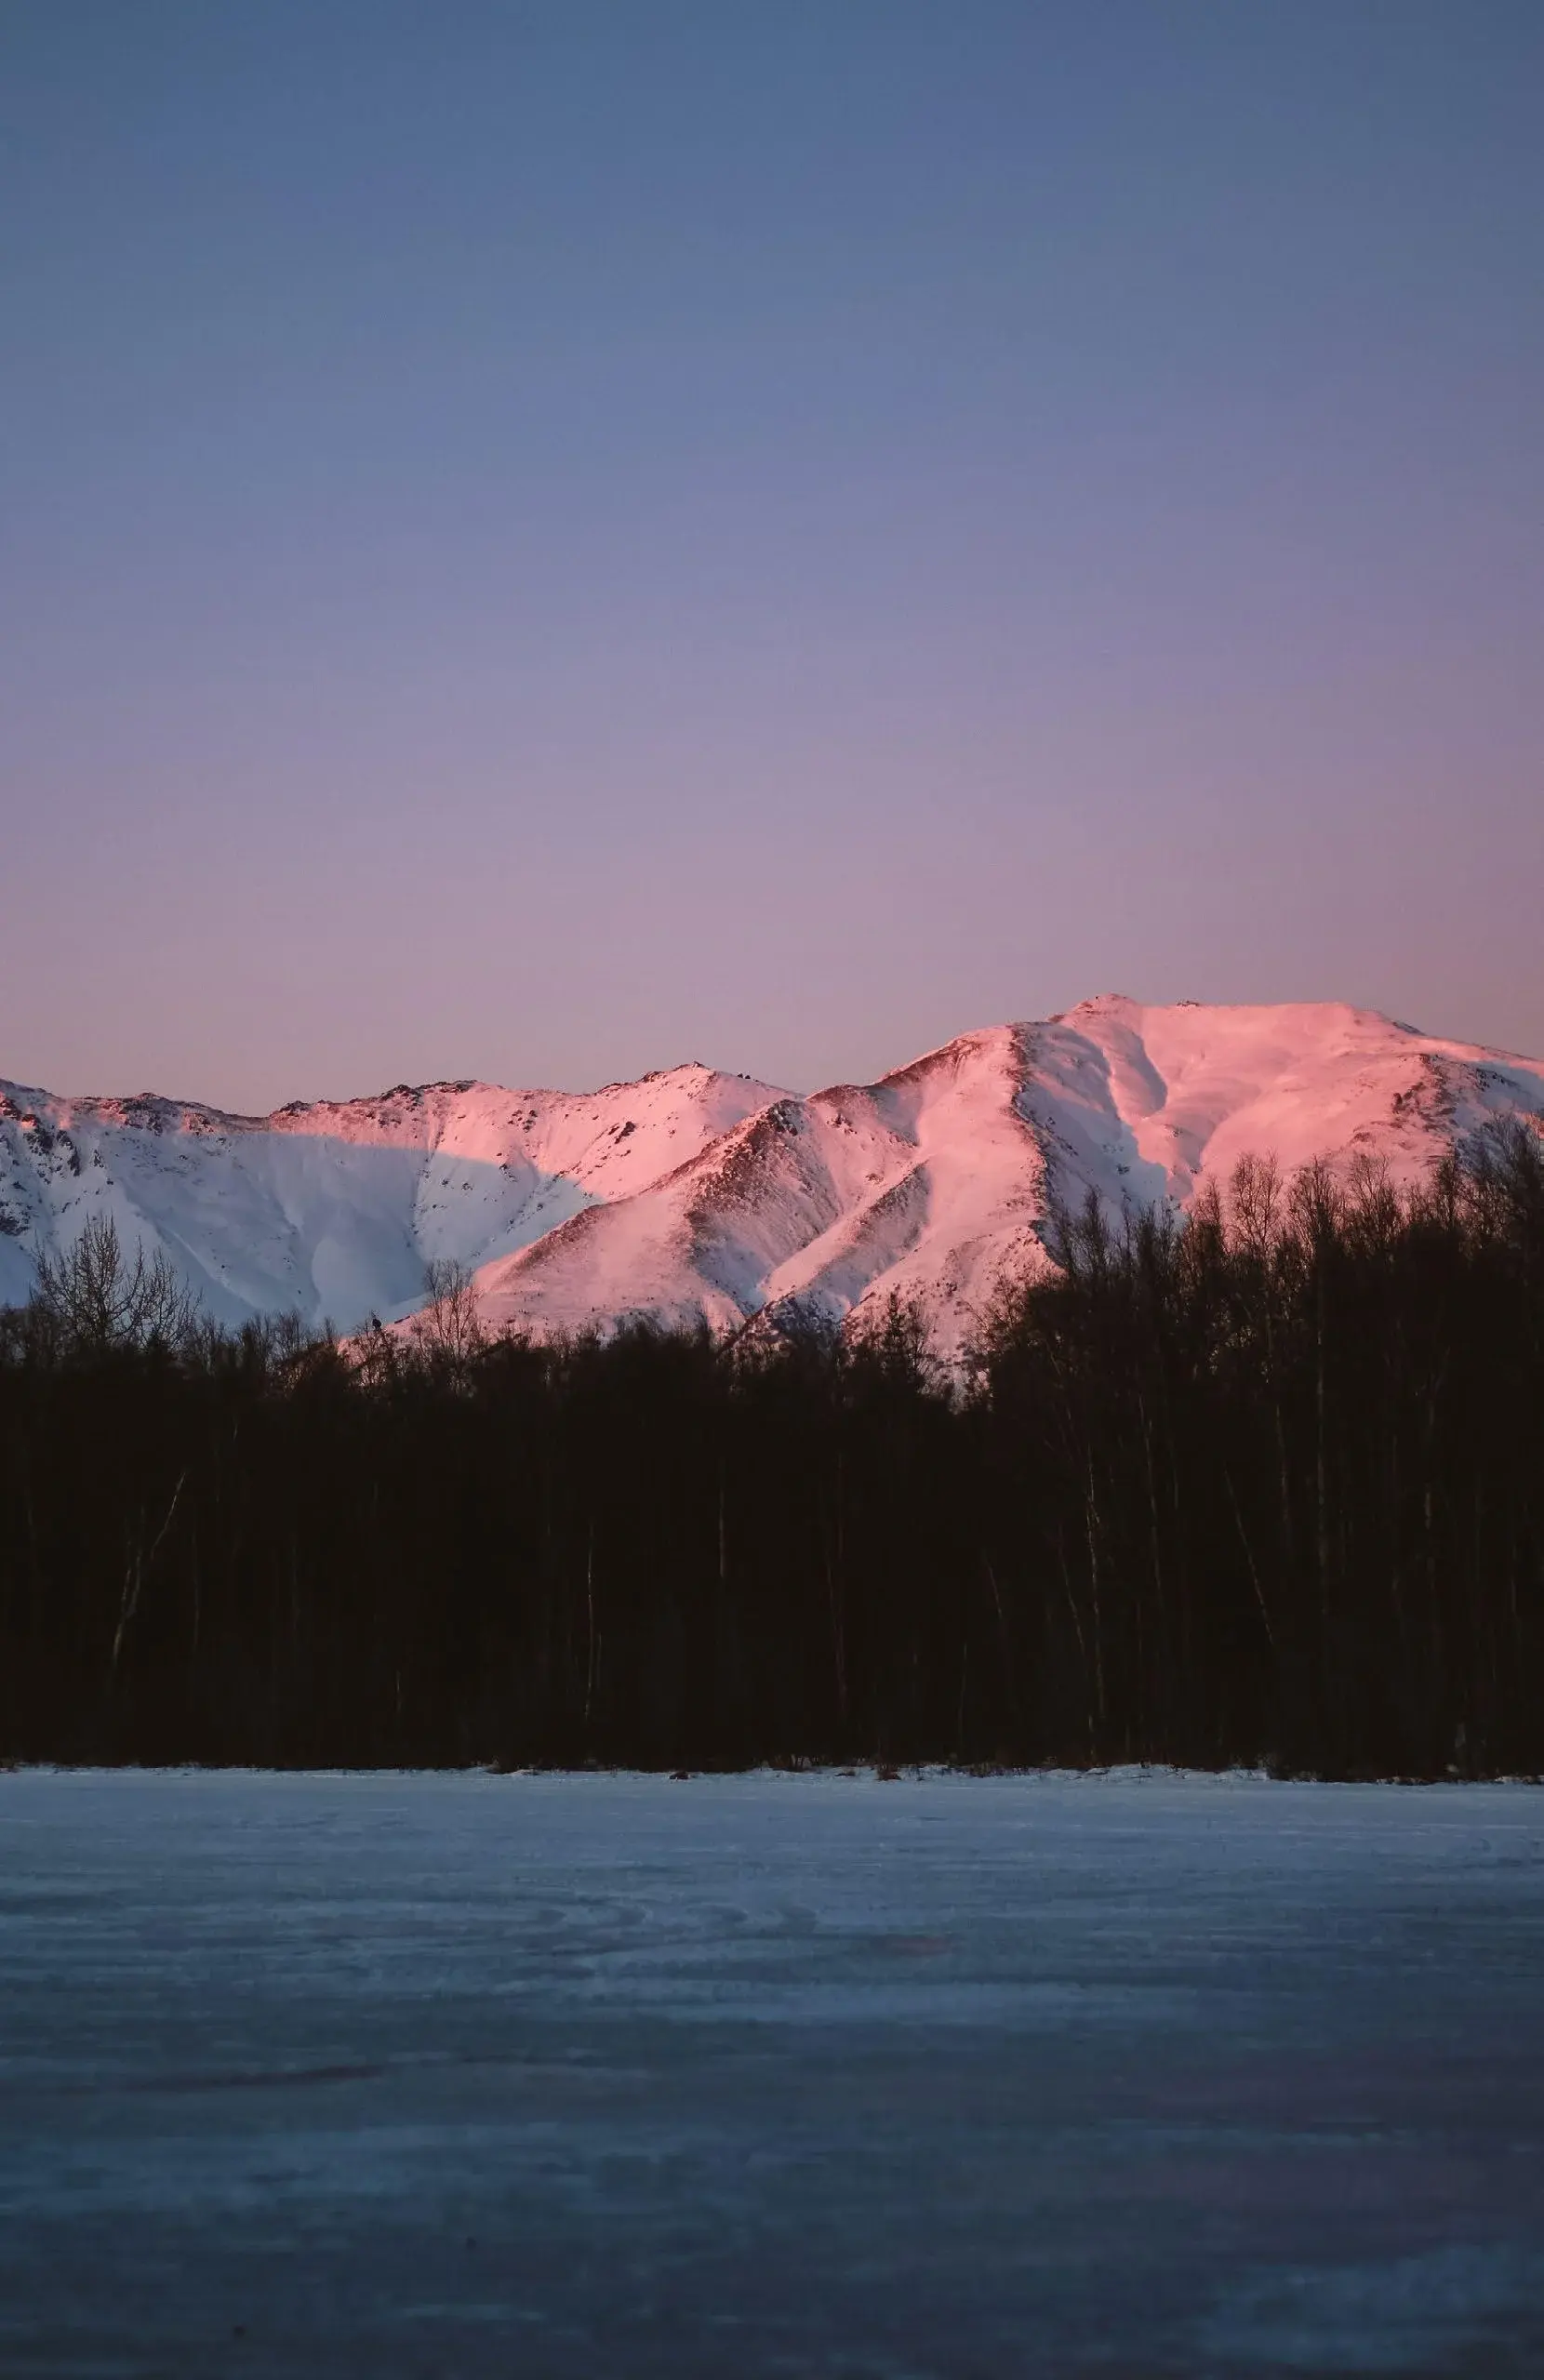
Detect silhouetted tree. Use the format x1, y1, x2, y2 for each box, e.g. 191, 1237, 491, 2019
1, 1130, 1540, 1775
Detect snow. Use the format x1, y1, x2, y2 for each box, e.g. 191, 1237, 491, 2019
3, 1000, 1541, 1349
3, 1768, 1543, 2374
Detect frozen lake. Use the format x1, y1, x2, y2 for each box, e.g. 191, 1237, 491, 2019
3, 1772, 1544, 2377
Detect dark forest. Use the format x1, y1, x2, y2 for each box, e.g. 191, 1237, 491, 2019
2, 1128, 1541, 1778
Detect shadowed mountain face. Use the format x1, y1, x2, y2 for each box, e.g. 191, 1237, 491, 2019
4, 1000, 1542, 1354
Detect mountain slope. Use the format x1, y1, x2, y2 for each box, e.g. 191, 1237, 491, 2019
4, 1000, 1541, 1352
0, 1064, 780, 1327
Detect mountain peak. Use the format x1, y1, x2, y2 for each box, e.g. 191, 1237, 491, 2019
3, 1003, 1540, 1352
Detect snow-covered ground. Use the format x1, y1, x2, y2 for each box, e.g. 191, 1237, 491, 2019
4, 998, 1542, 1356
3, 1769, 1544, 2375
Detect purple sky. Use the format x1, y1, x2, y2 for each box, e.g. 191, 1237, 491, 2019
5, 1, 1541, 1110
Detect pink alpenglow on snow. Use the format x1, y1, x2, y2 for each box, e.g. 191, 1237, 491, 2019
3, 1001, 1541, 1360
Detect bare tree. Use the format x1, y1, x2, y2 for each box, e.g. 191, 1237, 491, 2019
410, 1256, 486, 1377
1229, 1150, 1284, 1257
31, 1214, 196, 1353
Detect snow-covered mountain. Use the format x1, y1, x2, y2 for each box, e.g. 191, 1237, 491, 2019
4, 999, 1541, 1356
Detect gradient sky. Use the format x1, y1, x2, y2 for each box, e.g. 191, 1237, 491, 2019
5, 1, 1541, 1110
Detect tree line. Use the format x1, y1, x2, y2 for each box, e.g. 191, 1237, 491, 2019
2, 1127, 1541, 1776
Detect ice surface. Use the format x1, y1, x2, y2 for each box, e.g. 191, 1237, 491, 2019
3, 1769, 1544, 2376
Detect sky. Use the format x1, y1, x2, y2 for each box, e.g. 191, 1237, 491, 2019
4, 0, 1541, 1110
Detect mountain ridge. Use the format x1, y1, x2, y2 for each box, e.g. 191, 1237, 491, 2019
5, 999, 1542, 1354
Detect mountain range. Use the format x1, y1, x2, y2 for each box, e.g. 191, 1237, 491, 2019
4, 998, 1541, 1358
